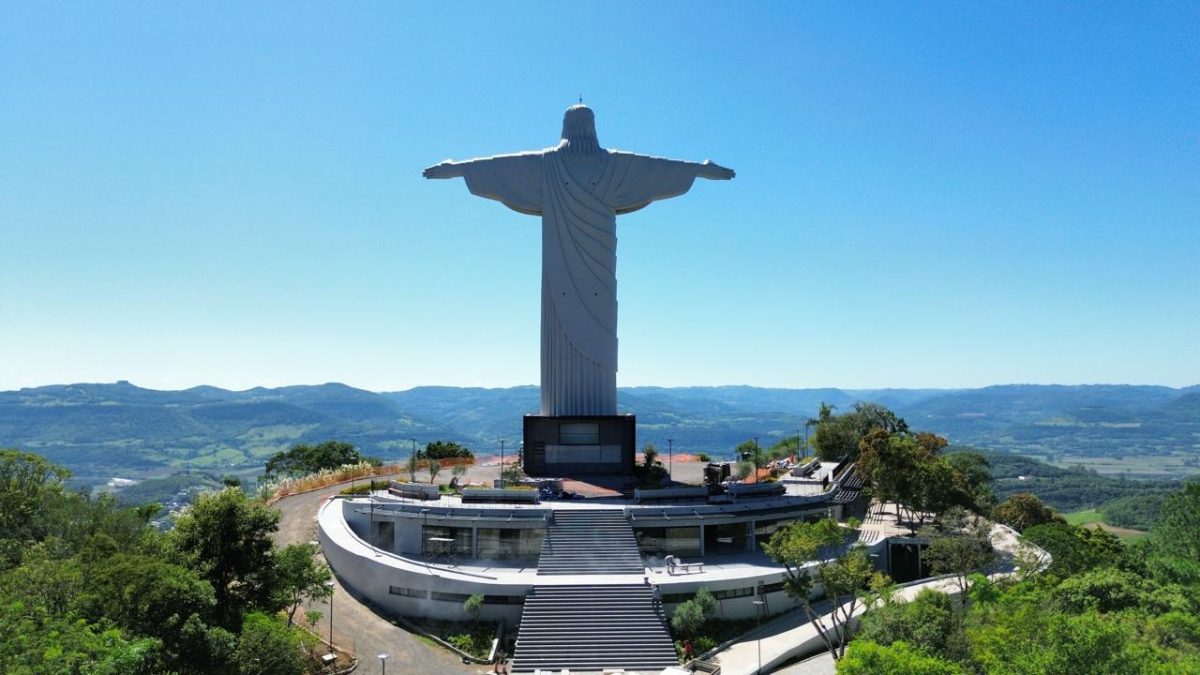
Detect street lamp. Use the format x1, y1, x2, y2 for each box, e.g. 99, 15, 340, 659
667, 438, 674, 483
753, 436, 759, 483
752, 599, 766, 674
378, 652, 389, 675
325, 579, 335, 655
499, 439, 506, 487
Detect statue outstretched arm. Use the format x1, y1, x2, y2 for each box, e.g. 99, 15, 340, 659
423, 160, 465, 179
696, 160, 735, 180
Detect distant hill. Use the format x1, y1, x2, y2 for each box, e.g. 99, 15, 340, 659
1, 381, 1197, 489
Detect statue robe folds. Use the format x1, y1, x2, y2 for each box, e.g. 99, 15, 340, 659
458, 148, 700, 416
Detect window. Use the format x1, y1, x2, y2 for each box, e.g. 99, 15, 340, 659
388, 586, 429, 599
635, 526, 700, 556
705, 522, 750, 555
477, 528, 544, 560
423, 525, 473, 556
431, 591, 473, 603
713, 586, 756, 600
560, 423, 600, 445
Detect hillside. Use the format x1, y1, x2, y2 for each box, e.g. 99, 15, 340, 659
1, 381, 1197, 492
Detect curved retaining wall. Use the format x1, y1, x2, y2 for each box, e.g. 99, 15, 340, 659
318, 496, 812, 623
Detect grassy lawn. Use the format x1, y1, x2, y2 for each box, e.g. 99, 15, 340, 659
1064, 509, 1148, 542
1064, 509, 1104, 526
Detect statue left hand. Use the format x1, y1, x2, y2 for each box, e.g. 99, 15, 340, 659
699, 160, 735, 180
423, 161, 462, 179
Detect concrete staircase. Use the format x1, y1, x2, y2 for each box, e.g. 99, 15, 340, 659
511, 584, 679, 674
536, 509, 645, 576
511, 510, 678, 672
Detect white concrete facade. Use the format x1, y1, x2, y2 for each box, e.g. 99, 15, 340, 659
317, 493, 853, 624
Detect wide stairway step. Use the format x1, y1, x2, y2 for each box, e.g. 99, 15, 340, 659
536, 509, 644, 576
511, 584, 678, 674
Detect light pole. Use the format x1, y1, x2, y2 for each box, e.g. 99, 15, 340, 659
378, 652, 389, 675
667, 438, 674, 483
499, 439, 506, 487
325, 579, 335, 656
753, 599, 765, 673
753, 436, 759, 483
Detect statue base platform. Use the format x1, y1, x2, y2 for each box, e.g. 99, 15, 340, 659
522, 414, 636, 475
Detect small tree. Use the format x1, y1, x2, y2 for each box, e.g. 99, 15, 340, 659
735, 461, 754, 481
274, 542, 333, 626
670, 600, 706, 639
693, 588, 717, 619
427, 458, 441, 485
463, 593, 484, 622
992, 493, 1061, 532
407, 451, 419, 483
920, 511, 995, 613
501, 461, 526, 484
643, 443, 659, 467
763, 518, 883, 660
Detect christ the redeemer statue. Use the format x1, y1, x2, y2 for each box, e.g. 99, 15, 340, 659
424, 105, 733, 417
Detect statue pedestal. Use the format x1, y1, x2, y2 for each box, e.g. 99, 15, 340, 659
522, 414, 636, 476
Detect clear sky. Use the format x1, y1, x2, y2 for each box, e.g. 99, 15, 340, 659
2, 3, 1197, 392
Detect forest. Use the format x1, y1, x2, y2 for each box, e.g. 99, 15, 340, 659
0, 448, 334, 675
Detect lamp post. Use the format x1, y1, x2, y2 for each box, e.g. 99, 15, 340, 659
499, 439, 506, 487
753, 436, 759, 483
378, 652, 389, 675
325, 579, 335, 655
753, 599, 765, 674
667, 438, 674, 483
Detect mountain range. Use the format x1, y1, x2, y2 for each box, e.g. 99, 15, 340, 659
1, 381, 1197, 489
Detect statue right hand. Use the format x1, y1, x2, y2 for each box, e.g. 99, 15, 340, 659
423, 161, 462, 179
699, 160, 735, 180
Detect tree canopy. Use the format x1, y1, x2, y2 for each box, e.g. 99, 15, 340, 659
264, 440, 379, 479
0, 449, 330, 674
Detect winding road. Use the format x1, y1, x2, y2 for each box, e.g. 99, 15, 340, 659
272, 475, 478, 675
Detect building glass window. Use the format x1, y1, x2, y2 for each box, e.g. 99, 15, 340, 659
705, 521, 750, 555
560, 423, 600, 445
423, 525, 473, 556
634, 526, 700, 556
476, 528, 544, 560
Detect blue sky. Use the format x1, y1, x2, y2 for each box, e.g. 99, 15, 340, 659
1, 3, 1197, 392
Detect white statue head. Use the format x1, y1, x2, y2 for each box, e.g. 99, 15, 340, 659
560, 104, 600, 155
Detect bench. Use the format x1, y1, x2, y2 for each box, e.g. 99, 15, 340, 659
461, 487, 540, 504
634, 486, 709, 503
665, 555, 705, 575
727, 481, 786, 499
387, 481, 440, 500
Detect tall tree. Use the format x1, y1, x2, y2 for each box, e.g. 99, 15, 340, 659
273, 543, 333, 626
1149, 481, 1200, 563
992, 493, 1061, 532
763, 518, 887, 660
920, 510, 995, 612
170, 488, 281, 628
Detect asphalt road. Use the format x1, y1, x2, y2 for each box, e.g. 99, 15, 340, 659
271, 474, 478, 675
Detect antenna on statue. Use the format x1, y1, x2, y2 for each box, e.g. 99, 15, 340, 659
579, 94, 583, 104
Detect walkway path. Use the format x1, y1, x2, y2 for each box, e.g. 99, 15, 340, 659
272, 476, 476, 675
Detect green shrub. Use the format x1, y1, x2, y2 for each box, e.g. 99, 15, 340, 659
694, 588, 717, 618
463, 593, 484, 621
697, 453, 711, 463
447, 633, 474, 652
671, 600, 706, 638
